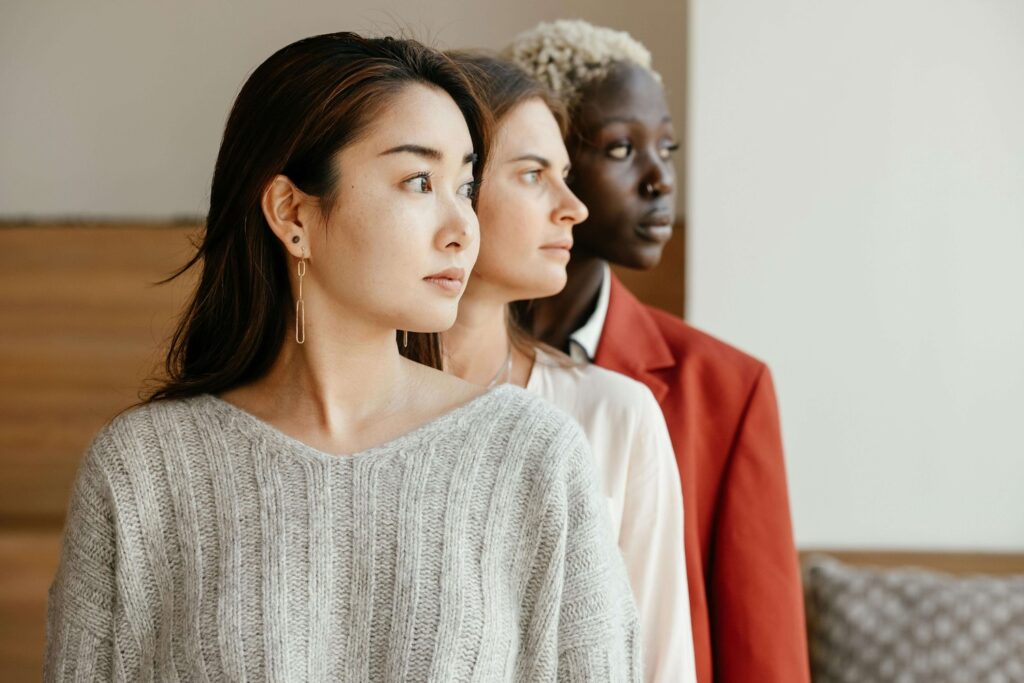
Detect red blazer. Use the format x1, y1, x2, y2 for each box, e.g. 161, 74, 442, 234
593, 274, 809, 683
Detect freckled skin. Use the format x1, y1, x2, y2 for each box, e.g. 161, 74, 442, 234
529, 62, 680, 349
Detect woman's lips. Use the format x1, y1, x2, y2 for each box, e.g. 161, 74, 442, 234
635, 223, 673, 243
636, 214, 674, 244
540, 239, 573, 259
423, 267, 465, 294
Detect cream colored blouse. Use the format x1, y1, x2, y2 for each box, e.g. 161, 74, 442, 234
526, 348, 697, 683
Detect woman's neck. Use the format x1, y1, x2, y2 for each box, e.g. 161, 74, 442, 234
528, 254, 607, 352
222, 306, 409, 437
444, 278, 533, 388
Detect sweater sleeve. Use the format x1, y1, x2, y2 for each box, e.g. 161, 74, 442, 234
555, 422, 644, 682
618, 390, 697, 683
44, 438, 117, 681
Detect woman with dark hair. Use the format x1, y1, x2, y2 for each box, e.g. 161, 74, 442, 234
443, 52, 695, 683
45, 32, 640, 681
508, 20, 810, 683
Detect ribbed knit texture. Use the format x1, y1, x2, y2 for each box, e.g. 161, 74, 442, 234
44, 384, 641, 682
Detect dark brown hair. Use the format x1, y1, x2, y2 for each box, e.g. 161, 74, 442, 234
448, 51, 568, 137
146, 32, 490, 402
447, 51, 576, 367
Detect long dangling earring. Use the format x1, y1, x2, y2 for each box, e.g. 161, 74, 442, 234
295, 256, 306, 344
402, 330, 409, 349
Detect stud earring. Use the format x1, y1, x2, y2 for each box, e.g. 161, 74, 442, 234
402, 330, 409, 349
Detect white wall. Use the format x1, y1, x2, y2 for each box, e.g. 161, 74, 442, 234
0, 0, 684, 218
688, 0, 1024, 550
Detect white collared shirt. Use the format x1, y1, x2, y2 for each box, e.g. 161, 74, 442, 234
526, 348, 697, 683
568, 263, 612, 362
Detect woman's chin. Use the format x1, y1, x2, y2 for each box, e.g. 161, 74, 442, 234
610, 240, 667, 271
522, 268, 568, 301
479, 266, 566, 303
400, 306, 460, 335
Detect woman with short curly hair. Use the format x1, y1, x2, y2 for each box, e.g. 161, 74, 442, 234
509, 19, 811, 683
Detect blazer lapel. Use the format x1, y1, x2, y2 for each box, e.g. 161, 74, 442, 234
593, 274, 676, 404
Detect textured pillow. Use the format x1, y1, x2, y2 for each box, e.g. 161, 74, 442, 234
804, 555, 1024, 683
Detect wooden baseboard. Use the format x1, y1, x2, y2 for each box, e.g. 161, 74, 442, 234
801, 549, 1024, 576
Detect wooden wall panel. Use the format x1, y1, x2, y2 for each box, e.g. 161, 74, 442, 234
0, 530, 61, 681
0, 224, 197, 681
0, 225, 197, 524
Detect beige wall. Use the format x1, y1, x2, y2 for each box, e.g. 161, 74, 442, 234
688, 0, 1024, 550
0, 0, 684, 218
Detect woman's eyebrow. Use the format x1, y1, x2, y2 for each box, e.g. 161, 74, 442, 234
507, 153, 551, 168
380, 145, 477, 166
380, 144, 442, 160
600, 115, 673, 125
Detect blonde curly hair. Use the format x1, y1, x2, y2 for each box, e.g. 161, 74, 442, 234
504, 19, 661, 110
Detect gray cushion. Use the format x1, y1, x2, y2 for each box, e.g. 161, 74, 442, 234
804, 555, 1024, 683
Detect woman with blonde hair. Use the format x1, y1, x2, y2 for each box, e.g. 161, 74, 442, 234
444, 51, 695, 683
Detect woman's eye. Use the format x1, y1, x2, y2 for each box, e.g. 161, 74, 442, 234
523, 169, 543, 184
606, 142, 632, 160
458, 180, 478, 199
659, 142, 681, 160
405, 173, 433, 193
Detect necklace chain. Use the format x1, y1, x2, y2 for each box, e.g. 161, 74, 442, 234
486, 345, 514, 388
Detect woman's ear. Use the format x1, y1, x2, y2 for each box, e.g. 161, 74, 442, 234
262, 175, 311, 259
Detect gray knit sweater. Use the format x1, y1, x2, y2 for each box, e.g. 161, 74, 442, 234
45, 385, 641, 681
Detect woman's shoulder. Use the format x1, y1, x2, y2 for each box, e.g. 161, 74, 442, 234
104, 394, 218, 433
532, 349, 662, 427
461, 384, 590, 467
85, 395, 222, 467
577, 363, 660, 409
462, 383, 583, 438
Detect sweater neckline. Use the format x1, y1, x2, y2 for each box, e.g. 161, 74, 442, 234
198, 384, 516, 463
